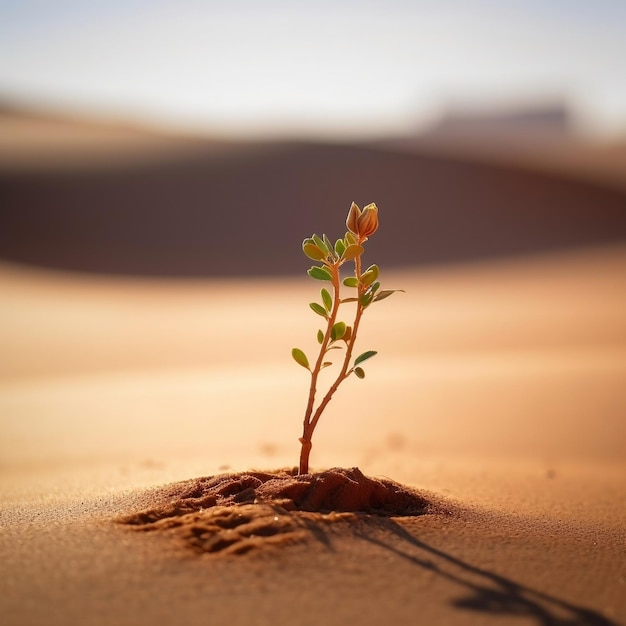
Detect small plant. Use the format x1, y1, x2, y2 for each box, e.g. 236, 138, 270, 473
292, 202, 403, 474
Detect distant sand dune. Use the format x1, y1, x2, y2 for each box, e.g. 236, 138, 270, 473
1, 112, 625, 276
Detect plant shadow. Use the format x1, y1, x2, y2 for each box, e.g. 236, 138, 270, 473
352, 516, 616, 626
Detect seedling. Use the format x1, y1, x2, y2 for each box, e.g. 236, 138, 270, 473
292, 202, 403, 474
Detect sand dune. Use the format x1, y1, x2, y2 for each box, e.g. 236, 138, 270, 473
1, 108, 625, 278
1, 245, 625, 625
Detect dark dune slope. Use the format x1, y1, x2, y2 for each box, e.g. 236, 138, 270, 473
0, 141, 625, 276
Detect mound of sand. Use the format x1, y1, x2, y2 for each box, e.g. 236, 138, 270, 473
119, 467, 434, 555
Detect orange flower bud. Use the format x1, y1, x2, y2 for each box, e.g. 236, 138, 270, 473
346, 202, 379, 240
356, 203, 378, 239
346, 202, 361, 235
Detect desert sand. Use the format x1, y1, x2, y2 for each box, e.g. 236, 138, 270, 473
1, 243, 625, 625
1, 107, 625, 624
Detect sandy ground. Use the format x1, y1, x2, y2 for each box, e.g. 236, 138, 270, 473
1, 246, 625, 625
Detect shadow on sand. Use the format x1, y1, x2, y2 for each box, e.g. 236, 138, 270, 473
355, 517, 615, 626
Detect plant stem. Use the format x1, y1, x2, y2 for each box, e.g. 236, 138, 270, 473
298, 249, 365, 474
299, 264, 341, 474
304, 304, 363, 439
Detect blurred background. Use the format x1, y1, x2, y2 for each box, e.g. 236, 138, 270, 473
1, 0, 626, 276
0, 1, 625, 476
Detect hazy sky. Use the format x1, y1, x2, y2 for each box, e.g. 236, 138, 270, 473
1, 0, 625, 138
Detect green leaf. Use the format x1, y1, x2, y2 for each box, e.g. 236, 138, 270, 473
312, 234, 329, 255
373, 289, 405, 302
342, 244, 364, 261
307, 266, 332, 281
317, 329, 324, 344
321, 288, 332, 312
354, 350, 377, 366
292, 348, 310, 370
341, 297, 359, 303
321, 361, 333, 369
343, 276, 359, 288
359, 292, 374, 307
303, 243, 327, 261
370, 281, 381, 294
345, 231, 357, 246
354, 367, 365, 379
323, 234, 334, 256
361, 264, 379, 286
330, 321, 346, 341
309, 302, 328, 318
335, 239, 346, 257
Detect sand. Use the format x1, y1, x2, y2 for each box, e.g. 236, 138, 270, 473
1, 245, 625, 625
